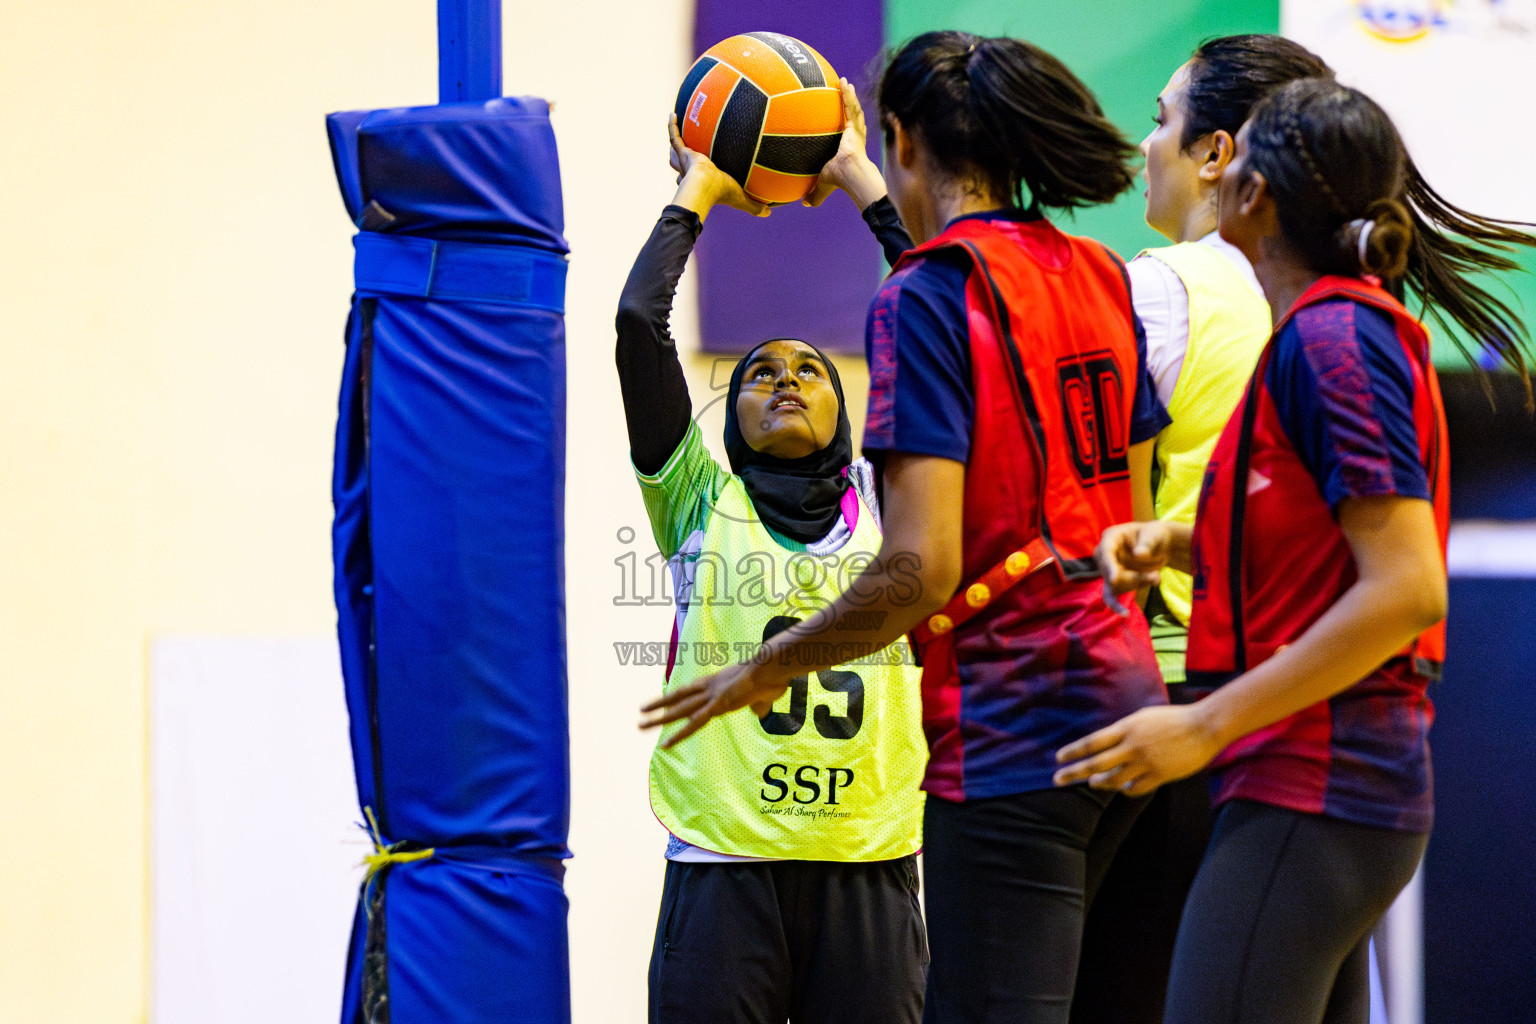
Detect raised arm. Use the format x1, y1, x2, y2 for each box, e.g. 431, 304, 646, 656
863, 197, 915, 270
615, 208, 701, 474
615, 117, 770, 474
804, 79, 914, 266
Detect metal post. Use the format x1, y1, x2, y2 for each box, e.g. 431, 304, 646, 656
437, 0, 502, 103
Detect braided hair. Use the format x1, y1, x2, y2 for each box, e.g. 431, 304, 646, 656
1186, 35, 1534, 400
1246, 81, 1415, 281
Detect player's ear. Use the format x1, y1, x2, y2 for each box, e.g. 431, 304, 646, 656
890, 117, 918, 171
1199, 131, 1234, 184
1236, 169, 1268, 218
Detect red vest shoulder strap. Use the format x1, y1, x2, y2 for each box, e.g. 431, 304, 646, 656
902, 217, 1139, 576
896, 214, 1124, 278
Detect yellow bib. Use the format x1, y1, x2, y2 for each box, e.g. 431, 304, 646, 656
649, 478, 926, 861
1143, 242, 1271, 626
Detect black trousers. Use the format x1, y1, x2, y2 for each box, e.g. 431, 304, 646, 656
921, 785, 1149, 1024
1164, 799, 1427, 1024
1072, 689, 1216, 1024
648, 856, 927, 1024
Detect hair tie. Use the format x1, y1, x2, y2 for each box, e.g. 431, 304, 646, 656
967, 43, 977, 54
1353, 218, 1374, 268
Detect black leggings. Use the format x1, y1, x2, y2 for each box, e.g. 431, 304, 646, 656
1164, 799, 1427, 1024
921, 785, 1148, 1024
1070, 769, 1214, 1024
1071, 683, 1216, 1024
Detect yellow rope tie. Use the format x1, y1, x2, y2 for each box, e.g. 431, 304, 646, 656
361, 806, 435, 883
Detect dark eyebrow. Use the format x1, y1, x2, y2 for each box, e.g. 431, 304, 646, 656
747, 350, 827, 372
783, 347, 827, 368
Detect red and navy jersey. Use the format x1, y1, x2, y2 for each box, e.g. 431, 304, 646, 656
864, 210, 1168, 801
1187, 276, 1449, 832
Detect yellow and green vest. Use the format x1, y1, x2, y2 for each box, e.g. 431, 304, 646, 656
1142, 242, 1270, 674
647, 471, 926, 862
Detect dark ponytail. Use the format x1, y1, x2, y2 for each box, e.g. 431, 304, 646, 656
1181, 34, 1330, 151
877, 31, 1137, 212
1354, 198, 1414, 281
1185, 34, 1535, 399
1250, 83, 1413, 280
1398, 155, 1535, 400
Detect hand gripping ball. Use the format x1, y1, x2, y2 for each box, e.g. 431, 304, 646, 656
674, 32, 846, 205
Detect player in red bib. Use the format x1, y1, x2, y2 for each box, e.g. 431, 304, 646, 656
645, 32, 1169, 1023
1073, 35, 1536, 1024
1056, 78, 1535, 1023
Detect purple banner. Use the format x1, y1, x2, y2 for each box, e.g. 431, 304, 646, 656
693, 0, 886, 354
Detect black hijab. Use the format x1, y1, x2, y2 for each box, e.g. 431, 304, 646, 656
723, 339, 853, 544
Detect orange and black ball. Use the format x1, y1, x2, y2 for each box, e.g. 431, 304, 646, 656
675, 32, 846, 205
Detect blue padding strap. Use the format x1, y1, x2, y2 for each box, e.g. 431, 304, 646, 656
432, 844, 568, 882
370, 835, 567, 883
353, 232, 567, 312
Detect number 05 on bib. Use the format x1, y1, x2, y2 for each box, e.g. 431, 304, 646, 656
649, 477, 927, 861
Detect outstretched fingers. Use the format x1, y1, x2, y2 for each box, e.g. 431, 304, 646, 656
801, 78, 871, 209
1118, 772, 1159, 798
840, 77, 867, 140
739, 192, 771, 218
1053, 747, 1137, 788
1056, 719, 1126, 764
667, 114, 688, 179
659, 705, 719, 748
1052, 722, 1133, 786
640, 681, 708, 726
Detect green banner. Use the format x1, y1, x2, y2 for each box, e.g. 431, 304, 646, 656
882, 1, 1533, 369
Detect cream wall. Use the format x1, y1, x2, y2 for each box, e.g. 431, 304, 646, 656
0, 1, 868, 1022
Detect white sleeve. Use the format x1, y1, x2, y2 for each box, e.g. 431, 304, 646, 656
1128, 254, 1191, 409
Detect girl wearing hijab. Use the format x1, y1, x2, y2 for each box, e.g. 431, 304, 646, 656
618, 106, 928, 1024
644, 34, 1169, 1023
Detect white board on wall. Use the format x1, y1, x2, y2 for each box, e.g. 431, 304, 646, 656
1282, 0, 1536, 221
150, 636, 362, 1024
